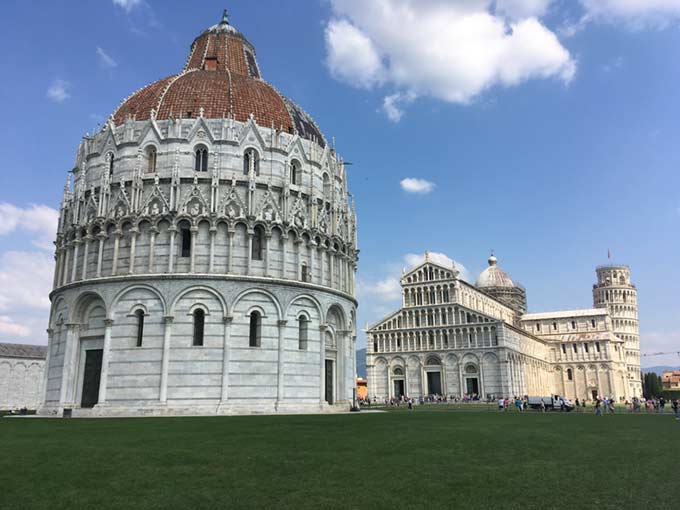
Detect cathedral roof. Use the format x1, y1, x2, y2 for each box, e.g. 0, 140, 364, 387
0, 342, 47, 360
475, 254, 515, 289
110, 11, 326, 147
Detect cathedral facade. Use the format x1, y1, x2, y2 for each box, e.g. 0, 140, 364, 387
40, 13, 358, 417
366, 254, 641, 402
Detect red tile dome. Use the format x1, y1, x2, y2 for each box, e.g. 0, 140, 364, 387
111, 11, 325, 146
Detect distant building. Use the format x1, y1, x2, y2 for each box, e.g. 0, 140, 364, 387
0, 343, 46, 410
661, 371, 680, 390
356, 378, 368, 400
366, 253, 641, 402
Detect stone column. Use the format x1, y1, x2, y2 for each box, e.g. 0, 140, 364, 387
62, 245, 71, 286
96, 233, 105, 277
247, 231, 253, 275
41, 329, 54, 406
280, 235, 287, 278
309, 241, 315, 283
70, 239, 80, 282
264, 233, 271, 277
220, 316, 232, 403
111, 230, 121, 276
479, 362, 485, 399
330, 251, 335, 288
148, 226, 158, 273
319, 247, 325, 285
458, 364, 464, 398
60, 323, 79, 407
128, 227, 138, 274
168, 227, 177, 273
97, 319, 114, 405
189, 226, 198, 273
276, 320, 287, 408
81, 236, 91, 280
209, 227, 216, 273
227, 230, 235, 274
295, 239, 301, 280
319, 325, 327, 406
159, 316, 173, 403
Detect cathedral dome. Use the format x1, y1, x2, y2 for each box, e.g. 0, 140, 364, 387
476, 254, 515, 288
110, 11, 326, 146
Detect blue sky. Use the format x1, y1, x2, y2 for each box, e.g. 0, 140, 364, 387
0, 1, 678, 366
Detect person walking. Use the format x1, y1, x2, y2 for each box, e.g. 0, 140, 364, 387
575, 398, 580, 413
498, 397, 505, 412
672, 398, 678, 420
659, 396, 666, 414
595, 398, 602, 416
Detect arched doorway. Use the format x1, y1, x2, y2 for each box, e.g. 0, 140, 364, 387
392, 367, 405, 398
425, 356, 443, 396
72, 294, 107, 409
464, 363, 480, 397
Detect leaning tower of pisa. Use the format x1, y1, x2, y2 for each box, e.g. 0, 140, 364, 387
593, 265, 641, 397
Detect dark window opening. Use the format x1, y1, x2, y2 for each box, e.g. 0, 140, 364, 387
195, 147, 208, 172
135, 309, 144, 347
193, 309, 205, 347
249, 311, 261, 347
181, 227, 191, 257
252, 227, 264, 261
298, 316, 308, 350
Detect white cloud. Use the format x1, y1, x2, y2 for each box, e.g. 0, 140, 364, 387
325, 18, 384, 88
580, 0, 680, 28
97, 46, 118, 69
0, 316, 31, 337
46, 79, 70, 103
325, 0, 575, 116
0, 203, 59, 251
113, 0, 142, 12
358, 277, 402, 302
383, 92, 416, 122
400, 178, 435, 194
0, 251, 53, 313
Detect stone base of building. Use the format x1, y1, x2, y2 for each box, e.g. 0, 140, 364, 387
37, 400, 352, 418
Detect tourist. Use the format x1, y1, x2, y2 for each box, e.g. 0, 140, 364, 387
575, 398, 580, 412
671, 398, 678, 419
408, 398, 413, 411
659, 396, 666, 414
515, 397, 522, 412
498, 397, 505, 411
595, 398, 602, 416
540, 400, 546, 413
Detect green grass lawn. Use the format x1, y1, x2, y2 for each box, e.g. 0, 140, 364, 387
1, 409, 678, 510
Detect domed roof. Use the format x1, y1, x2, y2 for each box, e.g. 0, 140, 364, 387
476, 253, 515, 288
110, 11, 326, 146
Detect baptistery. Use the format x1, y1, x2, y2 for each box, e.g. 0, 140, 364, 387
40, 12, 358, 416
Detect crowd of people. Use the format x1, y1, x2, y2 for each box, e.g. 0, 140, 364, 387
359, 394, 679, 419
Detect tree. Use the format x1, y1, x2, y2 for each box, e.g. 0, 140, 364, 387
643, 372, 663, 398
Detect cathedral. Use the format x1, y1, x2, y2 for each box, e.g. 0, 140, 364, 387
366, 254, 641, 402
39, 12, 358, 416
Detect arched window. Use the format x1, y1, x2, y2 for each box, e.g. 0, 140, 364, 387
567, 368, 573, 381
251, 226, 264, 261
322, 173, 331, 198
108, 153, 115, 176
393, 367, 404, 376
195, 146, 208, 172
243, 149, 260, 176
249, 310, 261, 347
298, 315, 308, 350
193, 309, 205, 347
290, 160, 301, 185
180, 222, 191, 258
301, 262, 309, 282
135, 309, 145, 347
146, 147, 157, 173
